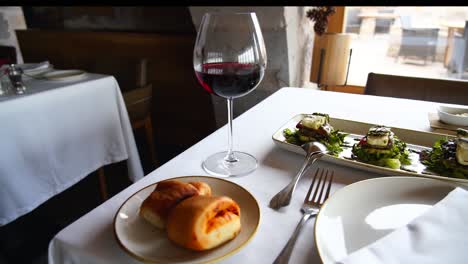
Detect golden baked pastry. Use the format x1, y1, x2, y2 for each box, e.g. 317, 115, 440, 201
139, 180, 212, 229
166, 195, 241, 251
188, 181, 211, 196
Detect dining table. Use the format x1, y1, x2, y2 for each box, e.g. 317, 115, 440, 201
0, 70, 143, 226
48, 87, 460, 264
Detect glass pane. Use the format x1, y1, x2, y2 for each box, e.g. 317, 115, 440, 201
344, 6, 468, 86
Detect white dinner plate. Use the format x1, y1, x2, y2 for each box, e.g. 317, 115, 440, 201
42, 70, 86, 81
114, 176, 260, 264
315, 176, 459, 263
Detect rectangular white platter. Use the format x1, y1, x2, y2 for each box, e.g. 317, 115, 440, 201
272, 114, 468, 185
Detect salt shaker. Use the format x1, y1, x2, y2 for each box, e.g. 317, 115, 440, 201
8, 64, 26, 94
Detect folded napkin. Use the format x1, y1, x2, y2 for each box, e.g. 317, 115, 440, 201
338, 187, 468, 264
19, 61, 51, 73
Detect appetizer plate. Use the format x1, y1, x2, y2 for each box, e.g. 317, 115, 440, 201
272, 114, 468, 184
114, 176, 261, 264
315, 176, 460, 263
42, 70, 86, 81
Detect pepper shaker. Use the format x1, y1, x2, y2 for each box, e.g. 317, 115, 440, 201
8, 64, 26, 94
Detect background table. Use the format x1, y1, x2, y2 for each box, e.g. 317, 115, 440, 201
49, 87, 450, 264
0, 73, 143, 226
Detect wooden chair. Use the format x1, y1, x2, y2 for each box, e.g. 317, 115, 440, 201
123, 83, 157, 165
364, 72, 468, 105
97, 59, 157, 200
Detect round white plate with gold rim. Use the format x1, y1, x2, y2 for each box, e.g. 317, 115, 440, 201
114, 176, 260, 264
315, 176, 459, 263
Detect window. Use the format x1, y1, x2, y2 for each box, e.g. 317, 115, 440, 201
343, 6, 468, 86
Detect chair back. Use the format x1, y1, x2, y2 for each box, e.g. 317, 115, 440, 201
123, 83, 153, 124
345, 9, 361, 33
364, 72, 468, 105
346, 9, 361, 25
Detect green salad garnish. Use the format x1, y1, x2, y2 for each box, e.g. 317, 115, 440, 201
283, 127, 347, 156
351, 136, 411, 169
420, 138, 468, 179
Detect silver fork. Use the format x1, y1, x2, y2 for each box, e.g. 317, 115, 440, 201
273, 168, 334, 264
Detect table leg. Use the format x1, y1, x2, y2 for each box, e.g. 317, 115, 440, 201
98, 168, 108, 201
144, 116, 158, 166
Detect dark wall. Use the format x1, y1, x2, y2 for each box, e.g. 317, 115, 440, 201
22, 7, 196, 34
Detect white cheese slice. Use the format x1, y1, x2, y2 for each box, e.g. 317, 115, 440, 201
456, 140, 468, 166
367, 134, 390, 147
301, 115, 326, 130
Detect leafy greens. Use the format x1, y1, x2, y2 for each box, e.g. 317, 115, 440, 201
283, 128, 347, 156
420, 138, 468, 179
351, 136, 411, 169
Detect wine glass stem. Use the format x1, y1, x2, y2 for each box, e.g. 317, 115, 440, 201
225, 98, 237, 163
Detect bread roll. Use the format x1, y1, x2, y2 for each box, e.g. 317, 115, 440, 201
166, 195, 241, 251
139, 180, 212, 229
188, 181, 211, 196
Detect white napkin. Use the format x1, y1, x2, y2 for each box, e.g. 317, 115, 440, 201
337, 187, 468, 264
19, 61, 51, 73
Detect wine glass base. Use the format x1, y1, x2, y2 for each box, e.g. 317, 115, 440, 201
202, 151, 258, 177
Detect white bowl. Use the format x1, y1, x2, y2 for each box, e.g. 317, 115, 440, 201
437, 105, 468, 126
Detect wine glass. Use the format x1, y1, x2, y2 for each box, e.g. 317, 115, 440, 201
193, 12, 267, 177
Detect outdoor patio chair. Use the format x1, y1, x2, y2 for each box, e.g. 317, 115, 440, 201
345, 8, 362, 34
374, 9, 395, 34
364, 72, 468, 105
447, 21, 468, 79
396, 16, 439, 64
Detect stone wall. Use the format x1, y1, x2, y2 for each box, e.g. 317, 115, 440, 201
285, 7, 317, 87
0, 7, 27, 63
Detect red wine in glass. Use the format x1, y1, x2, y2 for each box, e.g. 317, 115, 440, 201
195, 62, 265, 99
193, 12, 267, 177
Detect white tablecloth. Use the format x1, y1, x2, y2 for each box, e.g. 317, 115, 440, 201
48, 87, 452, 264
0, 73, 143, 226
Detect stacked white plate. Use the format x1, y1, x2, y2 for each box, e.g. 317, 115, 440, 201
42, 70, 86, 81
